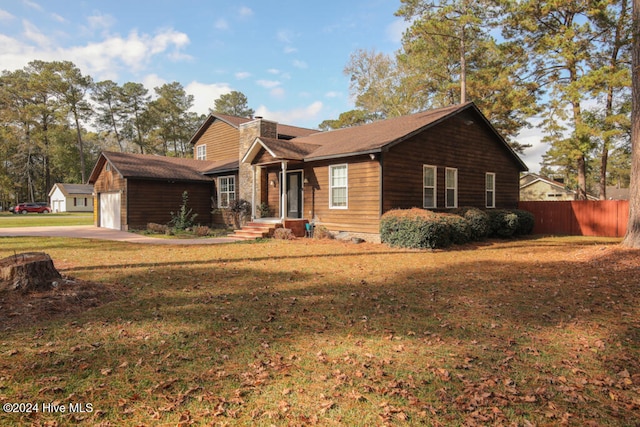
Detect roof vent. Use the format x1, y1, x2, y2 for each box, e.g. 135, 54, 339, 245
254, 116, 263, 120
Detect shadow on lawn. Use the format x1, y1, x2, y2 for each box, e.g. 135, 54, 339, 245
3, 240, 639, 425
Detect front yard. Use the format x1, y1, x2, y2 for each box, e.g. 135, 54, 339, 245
0, 236, 638, 425
0, 212, 93, 228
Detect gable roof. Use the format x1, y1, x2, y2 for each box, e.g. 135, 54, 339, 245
519, 173, 569, 192
242, 137, 322, 163
188, 113, 318, 145
49, 183, 94, 197
88, 151, 217, 183
243, 102, 528, 170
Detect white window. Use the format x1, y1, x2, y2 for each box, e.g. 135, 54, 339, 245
196, 145, 207, 160
218, 176, 236, 208
423, 165, 437, 208
486, 173, 496, 208
445, 168, 458, 208
329, 164, 348, 209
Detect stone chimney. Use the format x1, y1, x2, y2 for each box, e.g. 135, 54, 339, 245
238, 118, 277, 202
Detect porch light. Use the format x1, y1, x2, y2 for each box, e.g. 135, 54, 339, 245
270, 180, 276, 187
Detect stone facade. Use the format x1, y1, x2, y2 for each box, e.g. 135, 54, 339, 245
238, 118, 277, 204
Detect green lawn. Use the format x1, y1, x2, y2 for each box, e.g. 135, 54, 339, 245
0, 212, 93, 227
0, 236, 638, 426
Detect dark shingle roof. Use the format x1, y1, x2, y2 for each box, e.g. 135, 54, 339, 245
88, 151, 217, 183
54, 183, 93, 195
188, 113, 318, 145
255, 137, 321, 161
294, 103, 470, 160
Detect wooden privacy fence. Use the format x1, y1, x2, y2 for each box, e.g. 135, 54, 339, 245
518, 200, 629, 237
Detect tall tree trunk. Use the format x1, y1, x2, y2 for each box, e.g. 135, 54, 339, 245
74, 111, 86, 183
622, 0, 640, 247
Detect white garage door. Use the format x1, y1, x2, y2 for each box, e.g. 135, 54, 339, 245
100, 192, 121, 230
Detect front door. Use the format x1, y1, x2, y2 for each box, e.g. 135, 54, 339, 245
285, 171, 303, 218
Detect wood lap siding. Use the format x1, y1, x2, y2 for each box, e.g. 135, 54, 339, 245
305, 156, 380, 234
92, 162, 127, 228
382, 113, 521, 212
194, 120, 239, 161
127, 180, 213, 229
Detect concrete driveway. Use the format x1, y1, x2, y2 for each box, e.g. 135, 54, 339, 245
0, 225, 242, 245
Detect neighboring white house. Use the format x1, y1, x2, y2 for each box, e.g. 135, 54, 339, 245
48, 183, 94, 212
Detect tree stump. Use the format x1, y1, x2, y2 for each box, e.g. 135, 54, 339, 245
0, 252, 62, 293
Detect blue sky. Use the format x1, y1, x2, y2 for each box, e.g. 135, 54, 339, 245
0, 0, 544, 170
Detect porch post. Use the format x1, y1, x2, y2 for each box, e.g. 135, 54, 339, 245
251, 165, 256, 220
281, 161, 288, 221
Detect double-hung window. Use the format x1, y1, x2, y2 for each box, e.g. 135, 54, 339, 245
423, 165, 437, 208
445, 168, 458, 208
329, 164, 348, 208
486, 172, 496, 208
196, 145, 207, 160
218, 176, 236, 208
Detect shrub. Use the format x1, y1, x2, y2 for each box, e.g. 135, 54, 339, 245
226, 199, 251, 229
380, 208, 452, 249
513, 209, 535, 235
194, 225, 210, 237
257, 203, 272, 218
273, 228, 295, 240
169, 191, 198, 231
488, 209, 519, 238
441, 213, 472, 245
147, 222, 168, 234
452, 207, 490, 240
313, 225, 334, 240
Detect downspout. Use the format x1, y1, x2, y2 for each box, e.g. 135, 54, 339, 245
379, 151, 384, 219
281, 161, 288, 222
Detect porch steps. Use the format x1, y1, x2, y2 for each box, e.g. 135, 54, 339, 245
229, 222, 282, 240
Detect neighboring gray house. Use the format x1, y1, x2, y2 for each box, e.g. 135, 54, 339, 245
48, 183, 94, 212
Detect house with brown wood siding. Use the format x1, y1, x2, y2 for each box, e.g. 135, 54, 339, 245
90, 103, 527, 240
88, 152, 220, 230
237, 102, 527, 240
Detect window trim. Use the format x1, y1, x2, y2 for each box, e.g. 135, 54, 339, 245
445, 167, 458, 208
423, 165, 437, 209
217, 175, 236, 208
329, 164, 348, 209
486, 172, 496, 208
196, 145, 207, 160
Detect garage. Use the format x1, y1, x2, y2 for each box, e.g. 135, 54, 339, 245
99, 192, 121, 230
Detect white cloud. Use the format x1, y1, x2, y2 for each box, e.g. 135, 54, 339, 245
87, 13, 116, 32
51, 13, 65, 23
270, 87, 285, 98
185, 81, 233, 115
325, 91, 342, 98
142, 73, 166, 92
0, 9, 15, 21
214, 18, 229, 30
267, 68, 280, 75
22, 0, 43, 12
255, 101, 323, 127
239, 6, 253, 18
256, 79, 281, 89
22, 20, 51, 48
235, 71, 251, 80
276, 29, 293, 44
283, 46, 297, 54
386, 18, 409, 44
292, 59, 307, 69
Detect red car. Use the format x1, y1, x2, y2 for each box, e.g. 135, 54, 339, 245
13, 203, 51, 214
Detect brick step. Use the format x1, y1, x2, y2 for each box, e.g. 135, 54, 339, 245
229, 222, 282, 240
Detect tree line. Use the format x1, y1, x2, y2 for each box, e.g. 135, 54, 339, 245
330, 0, 632, 200
0, 60, 203, 208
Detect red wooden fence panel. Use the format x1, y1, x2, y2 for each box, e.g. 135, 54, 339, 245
518, 201, 629, 237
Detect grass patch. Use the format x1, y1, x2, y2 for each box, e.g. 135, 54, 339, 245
0, 236, 638, 425
0, 212, 93, 227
